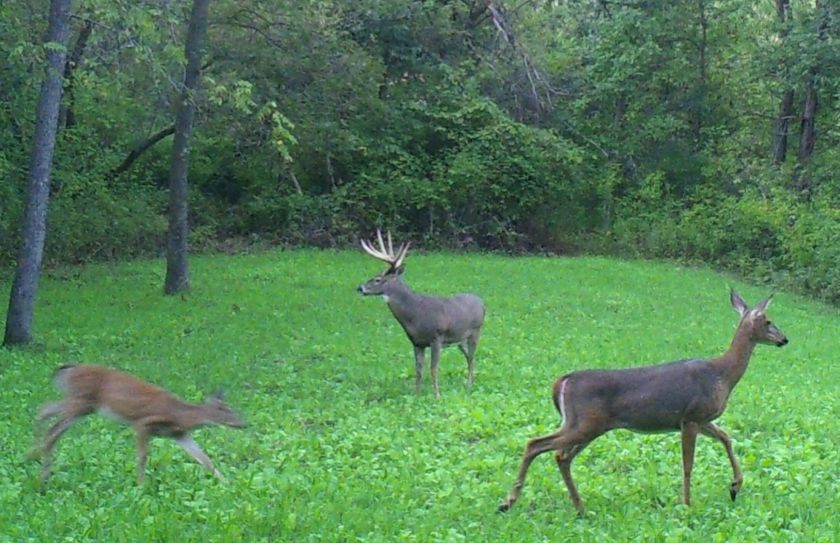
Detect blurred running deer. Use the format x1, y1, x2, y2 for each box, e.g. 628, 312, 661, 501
30, 364, 246, 484
357, 230, 485, 398
498, 290, 788, 515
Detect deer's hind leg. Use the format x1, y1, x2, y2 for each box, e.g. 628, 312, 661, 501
498, 425, 597, 514
38, 401, 94, 483
458, 329, 480, 388
555, 440, 592, 516
28, 402, 67, 460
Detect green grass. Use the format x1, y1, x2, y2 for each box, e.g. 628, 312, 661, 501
0, 249, 837, 542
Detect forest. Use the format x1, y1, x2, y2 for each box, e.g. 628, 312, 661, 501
1, 0, 839, 295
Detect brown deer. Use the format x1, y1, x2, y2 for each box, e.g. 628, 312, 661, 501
498, 290, 788, 515
29, 364, 246, 484
357, 230, 485, 398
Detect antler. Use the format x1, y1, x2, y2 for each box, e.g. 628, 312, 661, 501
360, 229, 410, 270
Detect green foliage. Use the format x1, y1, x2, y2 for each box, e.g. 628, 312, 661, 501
0, 251, 838, 541
5, 0, 840, 300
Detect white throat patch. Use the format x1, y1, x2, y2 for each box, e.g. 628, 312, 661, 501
382, 294, 390, 303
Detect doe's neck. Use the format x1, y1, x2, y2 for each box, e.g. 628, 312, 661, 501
712, 320, 757, 390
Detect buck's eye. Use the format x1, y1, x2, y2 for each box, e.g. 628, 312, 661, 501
766, 320, 772, 326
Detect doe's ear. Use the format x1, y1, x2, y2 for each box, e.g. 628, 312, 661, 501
730, 289, 749, 316
208, 388, 226, 402
755, 294, 773, 312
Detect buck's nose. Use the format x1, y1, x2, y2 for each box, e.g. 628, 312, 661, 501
777, 337, 789, 347
357, 285, 364, 293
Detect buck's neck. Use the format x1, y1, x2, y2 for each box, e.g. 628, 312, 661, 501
382, 278, 422, 316
712, 319, 757, 390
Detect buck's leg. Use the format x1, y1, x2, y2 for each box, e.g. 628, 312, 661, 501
176, 435, 224, 480
700, 422, 743, 500
555, 442, 590, 516
459, 330, 480, 388
413, 345, 425, 394
430, 339, 442, 399
680, 421, 700, 506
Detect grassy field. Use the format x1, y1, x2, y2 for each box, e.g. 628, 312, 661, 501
0, 249, 837, 542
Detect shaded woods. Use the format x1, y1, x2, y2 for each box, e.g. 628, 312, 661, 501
2, 1, 840, 299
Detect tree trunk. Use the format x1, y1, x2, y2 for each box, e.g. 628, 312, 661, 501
773, 89, 794, 165
164, 0, 210, 295
58, 17, 93, 130
4, 0, 72, 346
772, 0, 793, 165
792, 0, 827, 193
692, 0, 707, 148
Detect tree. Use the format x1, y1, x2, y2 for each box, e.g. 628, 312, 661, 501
164, 0, 211, 295
772, 0, 794, 165
3, 0, 72, 346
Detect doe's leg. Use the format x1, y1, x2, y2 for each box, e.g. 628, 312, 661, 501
176, 435, 223, 480
680, 421, 700, 506
700, 422, 743, 500
135, 426, 151, 485
498, 427, 595, 514
39, 405, 91, 483
555, 442, 590, 516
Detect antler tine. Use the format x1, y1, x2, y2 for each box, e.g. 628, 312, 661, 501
387, 230, 394, 258
375, 229, 392, 259
393, 241, 411, 269
360, 237, 393, 263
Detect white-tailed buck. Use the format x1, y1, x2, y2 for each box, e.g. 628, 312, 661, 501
358, 230, 485, 398
498, 290, 788, 515
30, 364, 246, 484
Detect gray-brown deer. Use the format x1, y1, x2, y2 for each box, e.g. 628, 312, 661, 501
357, 230, 485, 398
30, 364, 246, 484
498, 290, 787, 515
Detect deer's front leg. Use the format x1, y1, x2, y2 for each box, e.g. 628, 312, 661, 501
700, 422, 743, 500
680, 421, 700, 506
413, 345, 425, 394
176, 435, 223, 480
430, 339, 442, 399
135, 426, 151, 485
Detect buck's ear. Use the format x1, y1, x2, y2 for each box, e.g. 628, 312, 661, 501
755, 294, 773, 312
730, 289, 749, 316
394, 264, 405, 275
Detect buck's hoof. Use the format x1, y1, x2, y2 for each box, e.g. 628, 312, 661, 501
729, 484, 739, 501
497, 501, 511, 513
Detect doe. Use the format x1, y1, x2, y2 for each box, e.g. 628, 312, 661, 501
30, 364, 246, 484
498, 290, 788, 515
357, 230, 485, 398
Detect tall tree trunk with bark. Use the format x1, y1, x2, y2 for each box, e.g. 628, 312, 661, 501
772, 0, 793, 165
58, 17, 93, 130
792, 0, 827, 194
3, 0, 72, 347
164, 0, 210, 295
